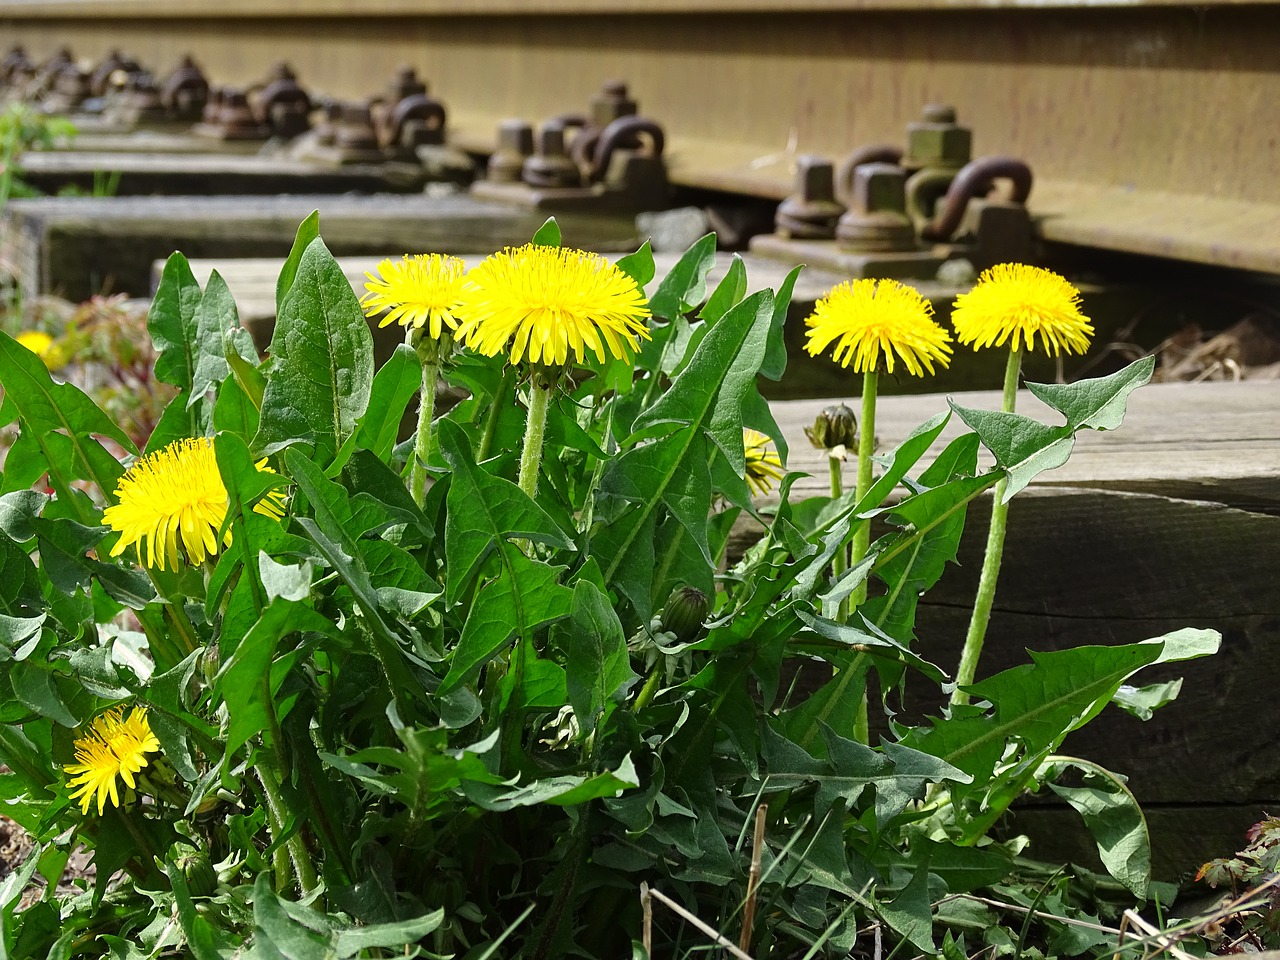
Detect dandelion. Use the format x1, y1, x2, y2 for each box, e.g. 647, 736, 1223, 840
803, 279, 953, 377
454, 243, 651, 370
361, 254, 468, 507
454, 239, 651, 499
64, 706, 160, 815
360, 254, 466, 340
802, 278, 952, 744
102, 437, 286, 571
948, 264, 1092, 707
743, 429, 784, 496
16, 330, 66, 371
950, 263, 1093, 357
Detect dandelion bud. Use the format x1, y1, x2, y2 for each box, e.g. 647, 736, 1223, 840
659, 586, 709, 644
171, 843, 218, 897
805, 403, 857, 450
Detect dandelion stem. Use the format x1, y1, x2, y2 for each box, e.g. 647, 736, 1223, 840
257, 762, 319, 897
476, 368, 513, 463
849, 369, 878, 744
409, 330, 448, 508
829, 453, 847, 581
517, 377, 554, 500
953, 347, 1022, 706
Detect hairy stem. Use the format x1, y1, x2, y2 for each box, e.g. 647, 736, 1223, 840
409, 329, 450, 507
517, 378, 554, 499
952, 348, 1022, 706
849, 369, 878, 744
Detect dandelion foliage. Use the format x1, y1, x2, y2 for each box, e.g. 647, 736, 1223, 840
0, 217, 1216, 959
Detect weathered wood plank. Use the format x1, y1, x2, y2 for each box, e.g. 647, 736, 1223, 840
1, 193, 642, 301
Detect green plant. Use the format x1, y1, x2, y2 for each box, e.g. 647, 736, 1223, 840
0, 102, 76, 206
0, 215, 1217, 959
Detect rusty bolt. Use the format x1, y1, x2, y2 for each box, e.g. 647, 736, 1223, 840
775, 155, 845, 240
488, 118, 534, 183
590, 80, 637, 128
523, 123, 581, 189
904, 103, 971, 171
836, 162, 917, 252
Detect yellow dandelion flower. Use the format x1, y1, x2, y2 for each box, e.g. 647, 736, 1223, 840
16, 330, 53, 357
360, 254, 466, 340
744, 429, 785, 496
950, 263, 1094, 356
453, 243, 651, 368
804, 279, 953, 376
65, 706, 161, 816
101, 437, 286, 571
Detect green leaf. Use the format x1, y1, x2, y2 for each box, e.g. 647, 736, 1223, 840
1112, 679, 1182, 721
276, 210, 320, 315
148, 253, 203, 407
947, 401, 1072, 501
437, 418, 573, 605
0, 490, 46, 543
10, 659, 77, 726
760, 264, 801, 381
879, 862, 936, 953
697, 254, 746, 325
214, 597, 332, 756
1025, 355, 1155, 432
354, 343, 419, 462
466, 754, 639, 811
0, 332, 137, 471
1043, 756, 1151, 897
553, 580, 637, 732
213, 374, 259, 440
188, 269, 238, 410
647, 233, 716, 321
164, 860, 231, 960
615, 239, 655, 289
531, 216, 562, 248
30, 515, 104, 593
256, 236, 374, 466
439, 548, 573, 695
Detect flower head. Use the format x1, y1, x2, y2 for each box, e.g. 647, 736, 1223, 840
102, 437, 286, 571
804, 279, 953, 376
360, 254, 466, 340
950, 263, 1093, 356
16, 330, 66, 371
64, 706, 161, 815
744, 429, 785, 496
453, 244, 651, 368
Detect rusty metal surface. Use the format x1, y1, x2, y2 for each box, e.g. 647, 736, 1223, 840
3, 4, 1280, 269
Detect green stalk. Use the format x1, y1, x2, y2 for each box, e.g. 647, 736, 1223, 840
952, 348, 1022, 707
409, 329, 450, 508
476, 368, 513, 463
828, 454, 846, 583
849, 369, 878, 744
257, 763, 319, 897
517, 377, 554, 499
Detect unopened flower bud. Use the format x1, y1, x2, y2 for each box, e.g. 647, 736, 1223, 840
172, 843, 217, 897
805, 403, 857, 450
659, 586, 709, 644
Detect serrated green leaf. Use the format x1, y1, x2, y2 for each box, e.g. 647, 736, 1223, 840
615, 239, 655, 289
1043, 756, 1151, 897
354, 343, 419, 462
948, 401, 1072, 500
188, 269, 238, 411
531, 216, 562, 248
213, 374, 259, 440
466, 754, 638, 810
879, 862, 936, 953
697, 254, 746, 326
276, 210, 320, 315
148, 253, 203, 415
553, 580, 637, 732
256, 237, 374, 466
760, 264, 800, 382
647, 233, 716, 321
437, 418, 573, 605
439, 548, 573, 694
1025, 355, 1155, 432
0, 490, 46, 543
